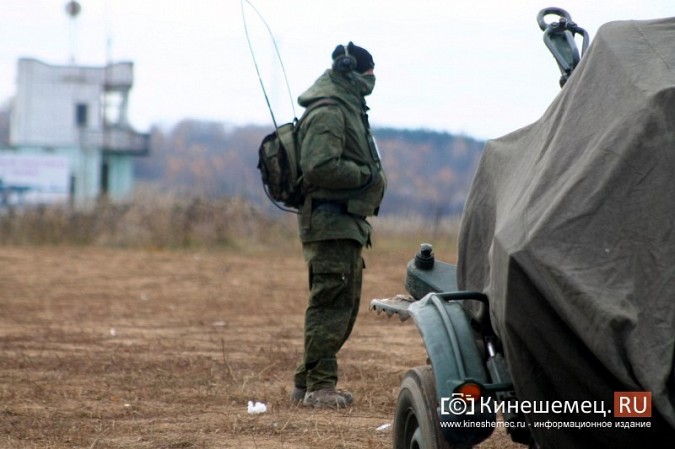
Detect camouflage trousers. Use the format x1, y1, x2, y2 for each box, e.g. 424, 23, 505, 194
294, 239, 364, 392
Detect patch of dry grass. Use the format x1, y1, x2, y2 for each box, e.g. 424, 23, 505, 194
0, 192, 461, 254
0, 194, 296, 249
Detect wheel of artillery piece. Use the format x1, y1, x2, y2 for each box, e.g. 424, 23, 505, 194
393, 365, 452, 449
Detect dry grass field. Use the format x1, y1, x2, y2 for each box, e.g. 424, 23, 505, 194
0, 214, 522, 448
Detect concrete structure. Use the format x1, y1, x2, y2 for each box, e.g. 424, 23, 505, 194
0, 57, 149, 208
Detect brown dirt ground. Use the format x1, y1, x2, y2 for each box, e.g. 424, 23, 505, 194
0, 239, 524, 448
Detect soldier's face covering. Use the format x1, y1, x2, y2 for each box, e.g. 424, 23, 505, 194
355, 73, 376, 96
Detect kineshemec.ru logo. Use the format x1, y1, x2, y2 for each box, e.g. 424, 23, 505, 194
440, 391, 652, 419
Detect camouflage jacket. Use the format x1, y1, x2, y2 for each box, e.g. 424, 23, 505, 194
296, 70, 387, 245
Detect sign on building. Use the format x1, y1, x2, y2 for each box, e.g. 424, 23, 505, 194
0, 154, 70, 206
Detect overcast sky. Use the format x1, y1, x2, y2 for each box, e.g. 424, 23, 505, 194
0, 1, 672, 140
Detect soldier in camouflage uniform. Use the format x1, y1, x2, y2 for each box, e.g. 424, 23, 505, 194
290, 42, 387, 409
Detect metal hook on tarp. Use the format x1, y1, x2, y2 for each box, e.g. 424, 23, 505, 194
537, 7, 590, 87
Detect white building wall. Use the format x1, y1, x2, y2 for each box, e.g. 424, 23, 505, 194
11, 59, 103, 146
72, 146, 102, 207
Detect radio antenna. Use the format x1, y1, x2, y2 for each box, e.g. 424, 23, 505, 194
241, 0, 296, 129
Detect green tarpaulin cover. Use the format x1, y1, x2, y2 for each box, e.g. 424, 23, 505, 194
458, 17, 675, 447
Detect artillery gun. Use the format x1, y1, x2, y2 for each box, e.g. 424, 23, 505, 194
371, 7, 675, 448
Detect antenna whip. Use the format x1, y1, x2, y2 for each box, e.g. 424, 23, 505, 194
241, 0, 296, 129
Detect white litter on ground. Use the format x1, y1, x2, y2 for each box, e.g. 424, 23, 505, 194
376, 423, 392, 432
247, 401, 267, 414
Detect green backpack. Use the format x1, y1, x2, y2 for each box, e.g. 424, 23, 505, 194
257, 98, 336, 211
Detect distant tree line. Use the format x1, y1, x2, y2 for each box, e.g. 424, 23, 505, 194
0, 95, 485, 218
135, 121, 485, 217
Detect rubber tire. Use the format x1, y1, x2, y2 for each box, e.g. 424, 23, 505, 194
393, 365, 452, 449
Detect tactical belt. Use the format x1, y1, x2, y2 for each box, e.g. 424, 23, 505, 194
312, 200, 367, 220
312, 200, 348, 214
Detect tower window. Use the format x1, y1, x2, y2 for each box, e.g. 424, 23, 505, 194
75, 103, 88, 127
